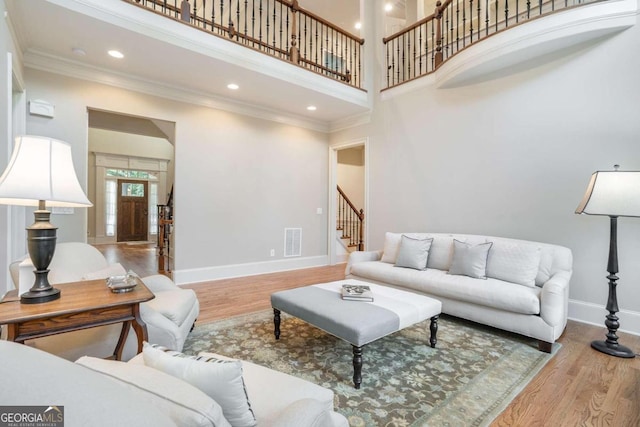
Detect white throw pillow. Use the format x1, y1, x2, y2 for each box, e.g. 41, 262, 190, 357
394, 236, 433, 270
448, 240, 493, 279
426, 235, 455, 270
76, 356, 230, 427
81, 263, 127, 280
143, 343, 256, 427
486, 241, 542, 287
380, 232, 402, 263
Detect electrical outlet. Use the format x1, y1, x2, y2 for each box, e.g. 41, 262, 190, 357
270, 249, 275, 257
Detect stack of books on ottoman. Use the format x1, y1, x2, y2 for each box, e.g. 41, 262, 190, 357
341, 284, 374, 302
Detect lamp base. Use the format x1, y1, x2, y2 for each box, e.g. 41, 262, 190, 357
591, 340, 636, 358
20, 287, 61, 304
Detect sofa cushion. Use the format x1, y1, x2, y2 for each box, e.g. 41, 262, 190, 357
395, 236, 433, 270
425, 235, 455, 270
380, 232, 402, 263
145, 289, 198, 327
209, 353, 337, 426
448, 240, 493, 279
350, 261, 541, 315
270, 399, 338, 427
486, 240, 542, 287
1, 341, 176, 427
76, 356, 230, 427
143, 344, 256, 427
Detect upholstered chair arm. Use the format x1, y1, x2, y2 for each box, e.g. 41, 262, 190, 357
539, 270, 572, 329
141, 274, 180, 293
345, 250, 382, 276
139, 304, 181, 350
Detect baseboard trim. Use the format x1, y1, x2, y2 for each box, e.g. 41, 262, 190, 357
568, 299, 640, 336
335, 253, 349, 263
173, 255, 329, 285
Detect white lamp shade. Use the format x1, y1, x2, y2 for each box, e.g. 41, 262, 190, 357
575, 170, 640, 217
0, 135, 92, 207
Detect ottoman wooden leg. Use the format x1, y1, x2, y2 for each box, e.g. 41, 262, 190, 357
273, 308, 281, 340
352, 345, 363, 389
429, 315, 439, 348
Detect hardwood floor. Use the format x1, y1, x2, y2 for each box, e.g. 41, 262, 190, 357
99, 243, 640, 426
95, 242, 165, 278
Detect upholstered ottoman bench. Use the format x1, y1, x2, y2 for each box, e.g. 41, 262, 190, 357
271, 280, 442, 389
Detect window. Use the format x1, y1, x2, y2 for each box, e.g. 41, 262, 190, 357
121, 182, 145, 197
106, 169, 157, 179
105, 180, 116, 237
149, 183, 158, 236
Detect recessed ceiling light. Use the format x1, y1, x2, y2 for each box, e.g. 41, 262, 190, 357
385, 3, 393, 12
227, 83, 239, 90
108, 50, 124, 59
307, 105, 317, 111
72, 47, 86, 56
355, 22, 362, 30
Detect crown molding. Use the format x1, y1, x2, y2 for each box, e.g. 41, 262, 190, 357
329, 111, 372, 133
24, 49, 332, 132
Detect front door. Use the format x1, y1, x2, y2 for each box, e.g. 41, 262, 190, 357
117, 180, 148, 242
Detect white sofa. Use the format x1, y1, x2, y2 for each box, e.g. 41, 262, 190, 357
346, 232, 573, 351
8, 242, 199, 361
0, 339, 348, 427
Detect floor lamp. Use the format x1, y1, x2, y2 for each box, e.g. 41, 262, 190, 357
575, 165, 638, 358
0, 135, 92, 304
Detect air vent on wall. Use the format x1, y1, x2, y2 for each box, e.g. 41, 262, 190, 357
284, 228, 302, 257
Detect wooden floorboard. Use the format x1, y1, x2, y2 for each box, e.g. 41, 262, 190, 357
98, 243, 640, 426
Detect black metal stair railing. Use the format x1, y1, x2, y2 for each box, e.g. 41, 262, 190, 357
337, 185, 364, 251
383, 0, 601, 89
127, 0, 364, 89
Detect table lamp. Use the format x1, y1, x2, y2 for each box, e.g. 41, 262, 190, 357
575, 165, 638, 358
0, 135, 92, 304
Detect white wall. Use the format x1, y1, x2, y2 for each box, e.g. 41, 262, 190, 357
337, 147, 365, 211
0, 0, 27, 295
331, 25, 640, 333
23, 69, 330, 283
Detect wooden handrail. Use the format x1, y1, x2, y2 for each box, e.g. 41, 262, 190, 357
126, 0, 364, 89
337, 185, 364, 221
382, 0, 600, 89
294, 6, 365, 45
337, 185, 364, 251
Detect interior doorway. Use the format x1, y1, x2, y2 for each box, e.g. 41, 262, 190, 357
86, 109, 176, 271
117, 179, 149, 242
329, 138, 369, 264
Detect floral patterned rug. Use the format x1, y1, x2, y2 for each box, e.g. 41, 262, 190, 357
183, 310, 558, 426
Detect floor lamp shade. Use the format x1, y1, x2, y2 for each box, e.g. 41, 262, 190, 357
575, 169, 640, 217
575, 166, 638, 358
0, 135, 92, 304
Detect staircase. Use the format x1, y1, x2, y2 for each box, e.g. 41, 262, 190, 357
337, 185, 364, 252
157, 186, 174, 273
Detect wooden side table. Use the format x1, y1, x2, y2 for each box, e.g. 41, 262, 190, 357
0, 277, 155, 360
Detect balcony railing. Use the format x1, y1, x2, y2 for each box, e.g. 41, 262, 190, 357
127, 0, 365, 89
383, 0, 601, 89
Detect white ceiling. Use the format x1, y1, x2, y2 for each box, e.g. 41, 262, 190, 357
6, 0, 373, 130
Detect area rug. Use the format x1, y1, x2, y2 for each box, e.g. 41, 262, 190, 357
183, 310, 558, 426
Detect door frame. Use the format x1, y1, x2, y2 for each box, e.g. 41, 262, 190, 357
328, 137, 370, 265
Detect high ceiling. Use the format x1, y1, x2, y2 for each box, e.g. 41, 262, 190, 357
6, 0, 375, 129
6, 1, 420, 130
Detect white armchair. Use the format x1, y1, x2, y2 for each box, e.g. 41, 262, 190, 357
7, 242, 199, 361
